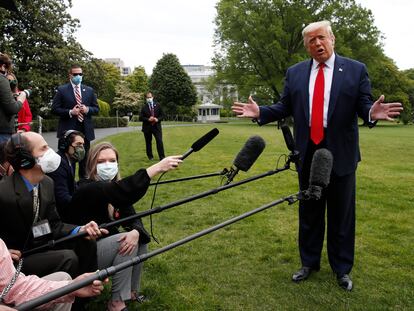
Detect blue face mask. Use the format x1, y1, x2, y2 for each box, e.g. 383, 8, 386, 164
71, 75, 82, 85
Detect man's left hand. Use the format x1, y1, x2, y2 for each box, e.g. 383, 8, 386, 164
370, 95, 403, 121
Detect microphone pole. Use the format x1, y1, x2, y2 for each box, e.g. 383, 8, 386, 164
149, 168, 229, 186
22, 165, 291, 257
16, 190, 303, 311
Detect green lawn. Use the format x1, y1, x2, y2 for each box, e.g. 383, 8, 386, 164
91, 122, 414, 311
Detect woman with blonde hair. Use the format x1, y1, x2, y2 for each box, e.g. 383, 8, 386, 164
66, 142, 182, 311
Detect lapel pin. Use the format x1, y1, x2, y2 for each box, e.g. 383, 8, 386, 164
339, 68, 343, 72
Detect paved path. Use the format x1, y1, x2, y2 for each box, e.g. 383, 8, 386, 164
42, 123, 210, 149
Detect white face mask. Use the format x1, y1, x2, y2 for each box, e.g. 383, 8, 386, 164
96, 162, 118, 181
37, 148, 61, 173
146, 98, 153, 104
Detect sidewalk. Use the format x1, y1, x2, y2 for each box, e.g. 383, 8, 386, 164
42, 123, 209, 149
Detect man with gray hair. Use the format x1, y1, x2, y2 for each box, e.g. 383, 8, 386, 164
232, 20, 402, 290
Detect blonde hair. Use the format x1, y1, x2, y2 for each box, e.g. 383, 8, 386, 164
302, 20, 334, 46
85, 142, 121, 181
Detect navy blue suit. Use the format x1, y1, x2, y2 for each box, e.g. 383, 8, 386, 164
52, 82, 99, 178
259, 54, 374, 275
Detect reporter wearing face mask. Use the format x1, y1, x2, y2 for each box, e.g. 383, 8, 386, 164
6, 72, 32, 132
47, 130, 86, 220
0, 53, 25, 143
64, 142, 182, 311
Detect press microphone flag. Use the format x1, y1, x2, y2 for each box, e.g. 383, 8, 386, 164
226, 136, 266, 184
181, 128, 219, 160
307, 148, 333, 200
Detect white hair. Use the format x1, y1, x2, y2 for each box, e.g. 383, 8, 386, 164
302, 20, 334, 44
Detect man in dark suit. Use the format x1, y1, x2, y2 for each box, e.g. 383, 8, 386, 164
0, 131, 106, 279
139, 91, 165, 160
52, 64, 99, 179
232, 20, 402, 291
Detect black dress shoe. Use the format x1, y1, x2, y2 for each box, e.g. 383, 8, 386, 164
337, 274, 353, 291
292, 266, 316, 283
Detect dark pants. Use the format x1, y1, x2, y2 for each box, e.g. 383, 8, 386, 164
143, 129, 165, 160
298, 141, 356, 275
22, 249, 79, 278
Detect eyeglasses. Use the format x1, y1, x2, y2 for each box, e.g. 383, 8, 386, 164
71, 73, 83, 76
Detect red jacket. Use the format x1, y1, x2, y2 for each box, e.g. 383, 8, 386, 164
17, 98, 32, 132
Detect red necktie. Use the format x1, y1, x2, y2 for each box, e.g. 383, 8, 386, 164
311, 63, 325, 145
75, 86, 84, 122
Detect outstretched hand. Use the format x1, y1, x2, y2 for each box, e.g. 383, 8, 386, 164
231, 96, 260, 119
370, 95, 403, 121
146, 155, 183, 178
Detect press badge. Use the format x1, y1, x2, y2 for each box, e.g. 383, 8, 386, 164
32, 219, 52, 239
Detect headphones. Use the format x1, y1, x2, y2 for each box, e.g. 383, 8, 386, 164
58, 130, 82, 152
10, 133, 36, 170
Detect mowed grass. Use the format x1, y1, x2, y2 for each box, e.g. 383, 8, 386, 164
93, 122, 414, 311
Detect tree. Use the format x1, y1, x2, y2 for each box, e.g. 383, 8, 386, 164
213, 0, 384, 103
125, 66, 149, 94
83, 59, 121, 104
0, 0, 93, 116
112, 81, 142, 116
149, 53, 197, 116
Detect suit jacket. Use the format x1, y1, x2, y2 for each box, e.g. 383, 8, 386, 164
259, 54, 374, 176
46, 150, 76, 220
51, 82, 99, 141
139, 101, 163, 133
0, 173, 76, 251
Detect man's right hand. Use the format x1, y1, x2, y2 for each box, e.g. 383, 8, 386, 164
79, 221, 109, 240
232, 96, 260, 119
8, 249, 21, 262
72, 273, 108, 298
70, 105, 81, 116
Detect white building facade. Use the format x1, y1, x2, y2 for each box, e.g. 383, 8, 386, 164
104, 58, 131, 76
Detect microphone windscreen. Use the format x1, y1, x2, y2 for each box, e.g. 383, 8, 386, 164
233, 136, 266, 172
281, 125, 296, 152
191, 128, 219, 152
309, 148, 333, 188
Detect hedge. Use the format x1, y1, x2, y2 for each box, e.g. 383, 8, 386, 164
31, 117, 128, 132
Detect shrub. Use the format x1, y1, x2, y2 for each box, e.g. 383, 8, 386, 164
31, 117, 128, 132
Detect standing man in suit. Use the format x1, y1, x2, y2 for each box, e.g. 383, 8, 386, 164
232, 20, 402, 291
52, 64, 99, 179
139, 91, 165, 160
0, 132, 106, 279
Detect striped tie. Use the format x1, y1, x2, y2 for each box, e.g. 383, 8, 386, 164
75, 86, 84, 122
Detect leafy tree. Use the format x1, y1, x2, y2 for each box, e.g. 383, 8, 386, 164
0, 0, 92, 116
97, 99, 110, 117
149, 53, 197, 116
83, 59, 121, 104
214, 0, 384, 103
125, 66, 149, 94
112, 81, 142, 116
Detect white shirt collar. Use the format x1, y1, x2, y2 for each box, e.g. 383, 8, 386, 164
312, 53, 335, 70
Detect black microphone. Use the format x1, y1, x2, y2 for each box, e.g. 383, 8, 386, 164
307, 148, 333, 200
226, 136, 266, 184
281, 125, 299, 165
181, 128, 219, 160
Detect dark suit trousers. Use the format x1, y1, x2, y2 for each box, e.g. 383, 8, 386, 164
144, 129, 165, 159
298, 142, 356, 275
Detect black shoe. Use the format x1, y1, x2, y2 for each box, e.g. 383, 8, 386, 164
337, 274, 353, 291
292, 266, 317, 283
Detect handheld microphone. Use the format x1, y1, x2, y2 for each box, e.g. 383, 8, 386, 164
226, 136, 266, 184
181, 128, 219, 160
307, 148, 333, 200
281, 125, 299, 165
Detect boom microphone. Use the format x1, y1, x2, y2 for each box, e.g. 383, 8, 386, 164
308, 148, 333, 199
181, 128, 219, 160
226, 136, 266, 184
281, 125, 299, 165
